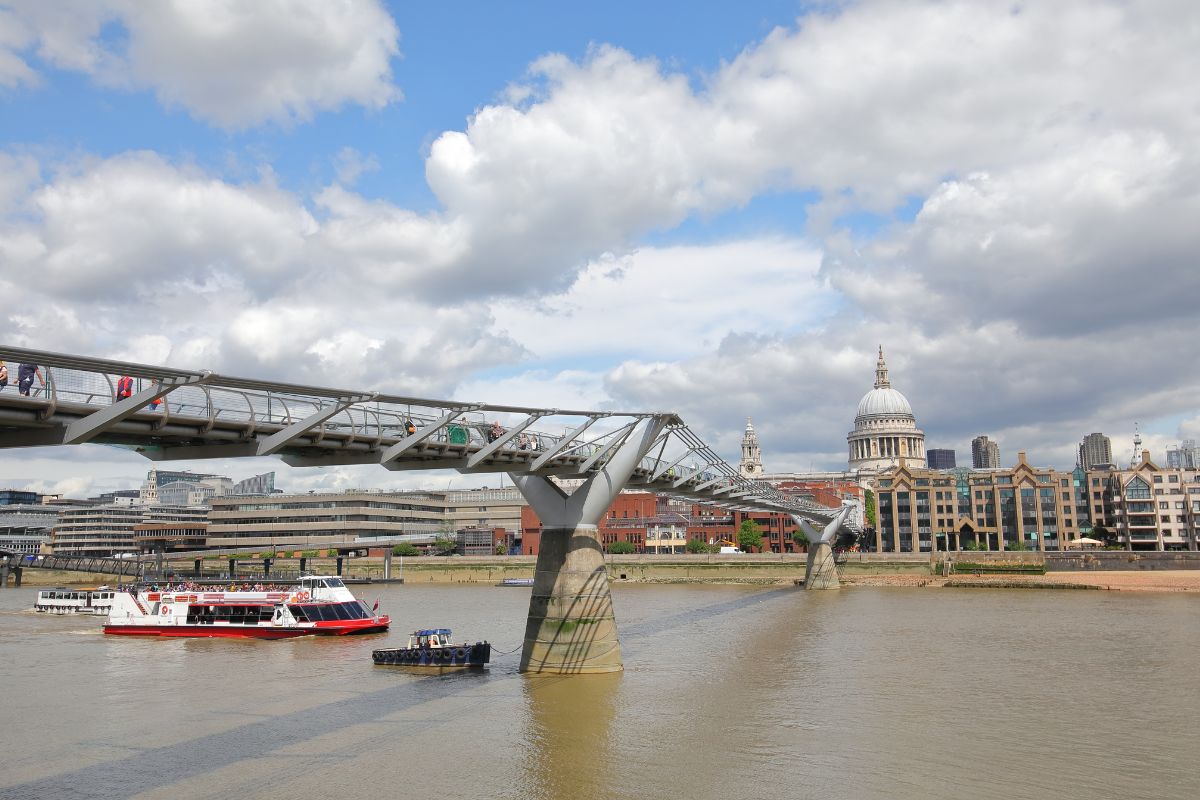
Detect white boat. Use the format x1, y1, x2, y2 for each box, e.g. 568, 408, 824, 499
104, 575, 389, 638
35, 587, 116, 615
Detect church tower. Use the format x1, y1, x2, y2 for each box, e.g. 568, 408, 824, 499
739, 418, 764, 477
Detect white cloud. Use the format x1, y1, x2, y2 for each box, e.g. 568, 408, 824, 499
490, 239, 832, 362
2, 0, 401, 128
5, 0, 1200, 485
22, 152, 315, 300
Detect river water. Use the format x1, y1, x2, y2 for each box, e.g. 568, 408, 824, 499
0, 583, 1196, 800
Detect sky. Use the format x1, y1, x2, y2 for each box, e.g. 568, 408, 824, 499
1, 0, 1198, 498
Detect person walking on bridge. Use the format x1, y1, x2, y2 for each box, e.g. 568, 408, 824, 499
116, 375, 134, 401
0, 361, 8, 390
17, 363, 43, 396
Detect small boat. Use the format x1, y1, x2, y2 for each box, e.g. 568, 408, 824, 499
103, 575, 389, 638
35, 586, 116, 615
496, 578, 534, 587
372, 628, 491, 669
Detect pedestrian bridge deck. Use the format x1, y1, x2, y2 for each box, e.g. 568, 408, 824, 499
0, 345, 844, 521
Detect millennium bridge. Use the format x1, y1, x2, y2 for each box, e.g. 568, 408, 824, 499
0, 345, 851, 674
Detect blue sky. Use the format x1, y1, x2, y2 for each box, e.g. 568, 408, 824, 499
1, 0, 1198, 495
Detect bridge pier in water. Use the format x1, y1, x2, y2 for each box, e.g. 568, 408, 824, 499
512, 419, 666, 674
794, 504, 854, 590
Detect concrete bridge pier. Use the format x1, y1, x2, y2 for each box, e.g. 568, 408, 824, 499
794, 503, 854, 590
511, 418, 666, 674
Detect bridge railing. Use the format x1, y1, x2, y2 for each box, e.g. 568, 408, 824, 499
0, 345, 846, 522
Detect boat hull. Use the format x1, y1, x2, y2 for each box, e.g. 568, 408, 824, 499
372, 641, 491, 668
104, 618, 390, 638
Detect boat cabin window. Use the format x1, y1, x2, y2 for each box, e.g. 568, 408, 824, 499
290, 602, 368, 622
186, 604, 272, 624
300, 577, 346, 590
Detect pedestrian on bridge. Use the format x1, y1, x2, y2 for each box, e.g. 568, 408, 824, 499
0, 361, 7, 390
116, 375, 134, 401
17, 363, 43, 396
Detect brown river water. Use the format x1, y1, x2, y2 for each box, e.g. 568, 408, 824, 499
1, 583, 1197, 800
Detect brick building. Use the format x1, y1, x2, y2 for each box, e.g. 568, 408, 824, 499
518, 492, 804, 555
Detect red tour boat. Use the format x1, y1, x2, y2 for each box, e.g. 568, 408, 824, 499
104, 576, 389, 638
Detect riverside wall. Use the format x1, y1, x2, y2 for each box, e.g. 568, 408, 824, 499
1045, 551, 1200, 571
20, 550, 1200, 587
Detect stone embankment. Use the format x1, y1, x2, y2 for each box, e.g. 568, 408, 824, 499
13, 552, 1200, 592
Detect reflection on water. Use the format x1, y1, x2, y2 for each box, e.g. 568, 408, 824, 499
1, 584, 1198, 800
521, 673, 620, 800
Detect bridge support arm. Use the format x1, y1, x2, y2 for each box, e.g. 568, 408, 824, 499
63, 373, 211, 445
510, 417, 667, 674
256, 393, 374, 456
380, 407, 473, 467
793, 502, 854, 590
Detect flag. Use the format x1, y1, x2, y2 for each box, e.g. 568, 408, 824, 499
372, 599, 379, 613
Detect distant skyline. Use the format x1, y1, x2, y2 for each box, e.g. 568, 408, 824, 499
2, 0, 1198, 496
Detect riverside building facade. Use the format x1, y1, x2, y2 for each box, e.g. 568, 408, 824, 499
50, 505, 208, 556
1099, 451, 1200, 551
206, 488, 528, 551
873, 452, 1200, 553
872, 454, 1091, 553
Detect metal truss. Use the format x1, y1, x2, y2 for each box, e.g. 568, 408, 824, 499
0, 345, 844, 523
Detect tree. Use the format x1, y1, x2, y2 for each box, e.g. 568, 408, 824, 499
1006, 538, 1029, 552
791, 529, 810, 551
962, 540, 987, 552
433, 534, 457, 556
863, 489, 877, 527
392, 542, 420, 557
737, 519, 764, 553
685, 538, 710, 554
1092, 524, 1117, 547
495, 542, 508, 555
607, 540, 636, 554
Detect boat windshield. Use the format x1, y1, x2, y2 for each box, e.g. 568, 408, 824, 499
288, 602, 371, 622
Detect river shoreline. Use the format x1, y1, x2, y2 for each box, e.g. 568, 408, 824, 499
12, 562, 1200, 593
844, 570, 1200, 592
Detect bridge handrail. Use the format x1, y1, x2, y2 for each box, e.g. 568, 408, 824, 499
0, 345, 846, 522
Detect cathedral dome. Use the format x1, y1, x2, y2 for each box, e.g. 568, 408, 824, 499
856, 386, 914, 419
846, 346, 926, 472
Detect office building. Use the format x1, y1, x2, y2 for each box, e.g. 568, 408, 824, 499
971, 435, 1000, 468
872, 453, 1090, 552
926, 449, 956, 469
1078, 432, 1114, 469
0, 489, 42, 506
1166, 440, 1199, 470
51, 504, 207, 556
206, 488, 528, 551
